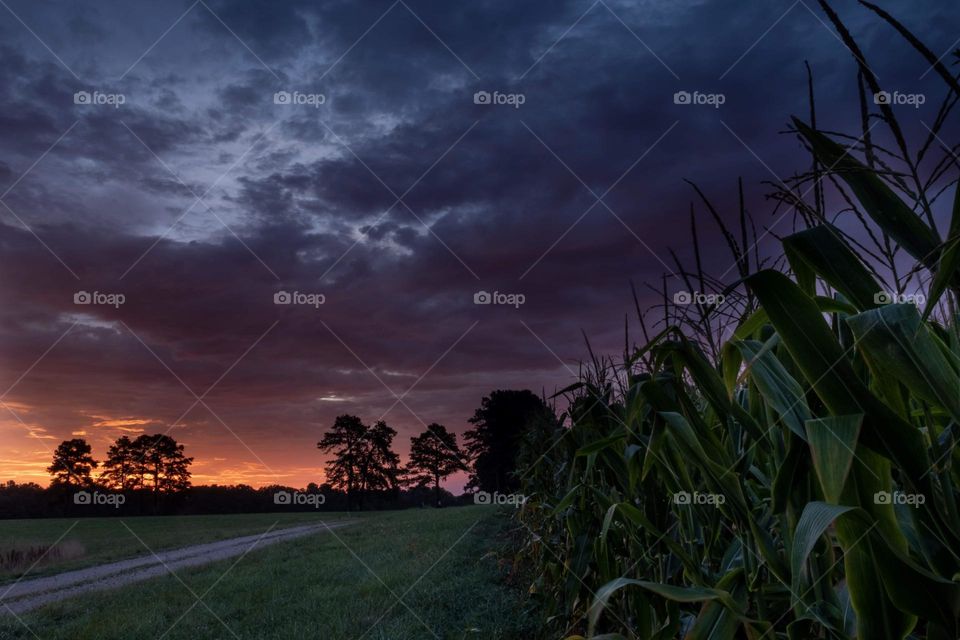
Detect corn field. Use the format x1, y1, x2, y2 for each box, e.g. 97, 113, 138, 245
514, 3, 960, 639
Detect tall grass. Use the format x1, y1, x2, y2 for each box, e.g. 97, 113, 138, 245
0, 541, 85, 574
514, 3, 960, 638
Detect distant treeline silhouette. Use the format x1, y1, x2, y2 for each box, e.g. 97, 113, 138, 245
0, 480, 466, 519
2, 389, 556, 518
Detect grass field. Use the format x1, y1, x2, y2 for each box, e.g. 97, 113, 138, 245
0, 506, 534, 639
0, 511, 358, 581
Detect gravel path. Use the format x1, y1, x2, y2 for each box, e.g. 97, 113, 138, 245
1, 520, 356, 615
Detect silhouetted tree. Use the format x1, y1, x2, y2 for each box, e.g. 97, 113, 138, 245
464, 390, 555, 493
98, 435, 137, 489
318, 416, 401, 509
358, 420, 401, 506
131, 434, 193, 493
405, 424, 465, 507
47, 439, 97, 486
317, 414, 368, 509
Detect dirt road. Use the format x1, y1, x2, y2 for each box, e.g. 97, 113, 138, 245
1, 520, 356, 615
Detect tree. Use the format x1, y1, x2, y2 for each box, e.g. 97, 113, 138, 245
464, 390, 555, 493
405, 424, 465, 507
358, 420, 401, 500
317, 414, 368, 509
98, 435, 137, 489
47, 438, 97, 486
317, 416, 402, 509
131, 434, 193, 493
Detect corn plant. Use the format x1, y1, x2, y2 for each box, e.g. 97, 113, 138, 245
514, 3, 960, 638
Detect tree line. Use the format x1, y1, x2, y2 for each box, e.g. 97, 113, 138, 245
47, 434, 193, 493
7, 389, 557, 517
317, 389, 556, 509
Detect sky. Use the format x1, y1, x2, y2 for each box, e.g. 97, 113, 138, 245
0, 0, 956, 492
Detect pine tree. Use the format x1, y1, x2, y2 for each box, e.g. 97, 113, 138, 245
405, 424, 465, 507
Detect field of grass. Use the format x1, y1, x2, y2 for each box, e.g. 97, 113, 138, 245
0, 511, 357, 581
0, 506, 534, 639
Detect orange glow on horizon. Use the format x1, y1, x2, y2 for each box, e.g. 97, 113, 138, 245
1, 412, 469, 493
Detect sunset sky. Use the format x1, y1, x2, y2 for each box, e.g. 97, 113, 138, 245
0, 0, 954, 491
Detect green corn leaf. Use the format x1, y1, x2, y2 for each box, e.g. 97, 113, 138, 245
771, 431, 806, 513
588, 571, 746, 638
576, 433, 627, 456
744, 270, 929, 482
783, 224, 883, 310
748, 271, 958, 580
734, 339, 810, 440
686, 569, 748, 640
550, 483, 582, 514
846, 304, 960, 425
875, 546, 960, 638
604, 501, 702, 577
587, 578, 724, 637
923, 183, 960, 320
726, 295, 858, 393
793, 501, 913, 639
660, 412, 749, 518
791, 502, 854, 611
657, 337, 765, 441
720, 341, 742, 397
784, 240, 816, 296
805, 415, 863, 504
792, 118, 943, 274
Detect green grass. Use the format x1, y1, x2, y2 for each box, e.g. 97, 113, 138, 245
0, 511, 356, 581
0, 506, 535, 639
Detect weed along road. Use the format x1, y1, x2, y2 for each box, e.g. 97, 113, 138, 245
1, 520, 357, 615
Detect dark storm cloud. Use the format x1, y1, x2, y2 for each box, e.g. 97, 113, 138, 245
1, 0, 957, 486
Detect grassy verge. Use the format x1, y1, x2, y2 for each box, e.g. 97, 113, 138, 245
0, 511, 356, 581
0, 506, 535, 639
